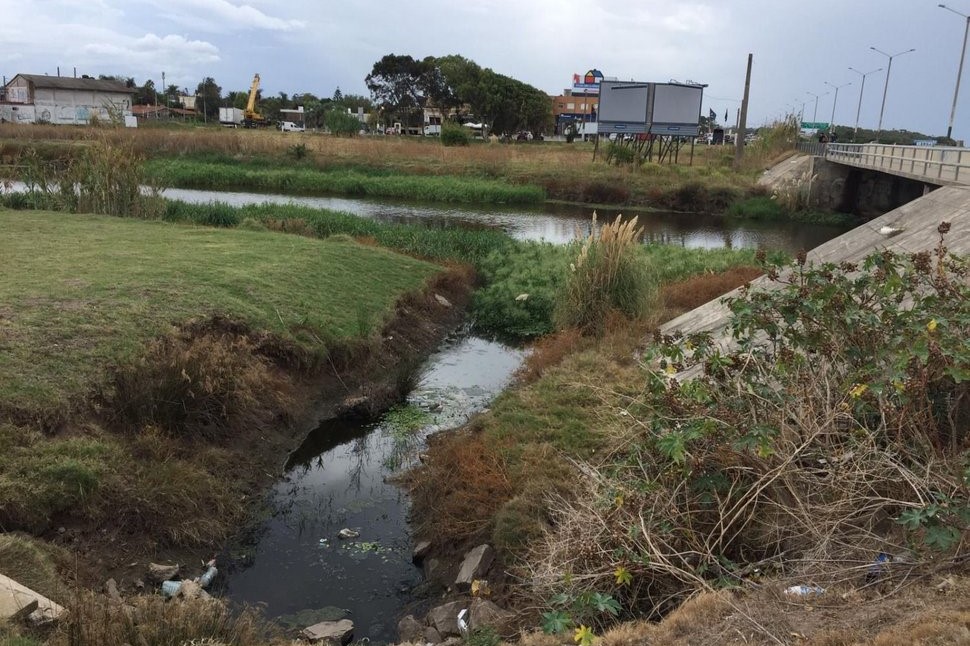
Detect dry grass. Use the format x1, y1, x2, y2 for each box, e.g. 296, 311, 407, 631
0, 124, 762, 208
50, 592, 287, 646
516, 328, 585, 383
660, 265, 763, 314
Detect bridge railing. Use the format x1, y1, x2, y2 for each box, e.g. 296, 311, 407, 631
821, 143, 970, 184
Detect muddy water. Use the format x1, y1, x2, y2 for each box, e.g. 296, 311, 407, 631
160, 187, 848, 252
221, 332, 525, 643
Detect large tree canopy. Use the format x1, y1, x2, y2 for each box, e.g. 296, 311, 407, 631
365, 53, 552, 135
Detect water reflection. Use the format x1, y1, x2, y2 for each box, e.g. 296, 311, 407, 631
160, 187, 848, 252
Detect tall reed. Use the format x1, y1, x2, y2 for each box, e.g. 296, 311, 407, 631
555, 213, 654, 334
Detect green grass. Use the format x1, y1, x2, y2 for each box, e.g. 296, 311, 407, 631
144, 159, 546, 205
160, 200, 514, 267
0, 209, 442, 420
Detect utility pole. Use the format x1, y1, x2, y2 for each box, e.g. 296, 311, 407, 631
848, 66, 881, 142
734, 53, 753, 169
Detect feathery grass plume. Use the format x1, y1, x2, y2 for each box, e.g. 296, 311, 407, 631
555, 212, 655, 334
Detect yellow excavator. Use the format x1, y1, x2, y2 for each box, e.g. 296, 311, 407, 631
243, 73, 268, 128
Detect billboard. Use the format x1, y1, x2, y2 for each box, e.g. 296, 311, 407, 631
597, 80, 704, 136
650, 83, 703, 136
572, 69, 604, 94
597, 81, 649, 130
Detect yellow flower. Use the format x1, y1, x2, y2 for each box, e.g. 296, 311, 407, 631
574, 624, 595, 646
893, 379, 906, 394
614, 493, 624, 508
848, 383, 868, 399
927, 319, 938, 332
664, 364, 677, 376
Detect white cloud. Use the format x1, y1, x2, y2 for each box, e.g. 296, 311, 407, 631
149, 0, 305, 32
84, 33, 220, 65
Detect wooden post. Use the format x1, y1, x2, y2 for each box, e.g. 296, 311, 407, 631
734, 53, 753, 169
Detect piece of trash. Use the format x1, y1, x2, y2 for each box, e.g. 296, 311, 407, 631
878, 225, 903, 236
338, 528, 360, 540
865, 552, 890, 583
457, 608, 469, 637
160, 580, 182, 598
515, 293, 529, 302
198, 563, 218, 589
785, 585, 825, 597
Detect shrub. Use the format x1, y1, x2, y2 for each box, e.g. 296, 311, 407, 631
531, 225, 970, 618
473, 242, 568, 339
555, 214, 654, 334
324, 108, 362, 136
441, 122, 470, 147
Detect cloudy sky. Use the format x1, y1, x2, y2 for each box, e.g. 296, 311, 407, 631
2, 0, 967, 137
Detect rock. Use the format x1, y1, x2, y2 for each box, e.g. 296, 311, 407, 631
426, 600, 465, 637
104, 578, 123, 604
423, 626, 443, 644
337, 528, 359, 540
469, 598, 512, 631
423, 557, 443, 581
455, 544, 495, 591
412, 540, 432, 564
397, 614, 425, 643
147, 563, 179, 583
301, 618, 354, 644
434, 294, 452, 308
277, 607, 349, 630
134, 579, 145, 591
175, 579, 202, 601
440, 638, 463, 646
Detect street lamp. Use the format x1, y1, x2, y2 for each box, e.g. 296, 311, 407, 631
848, 66, 882, 141
939, 4, 970, 140
870, 45, 915, 142
823, 80, 851, 136
807, 90, 828, 121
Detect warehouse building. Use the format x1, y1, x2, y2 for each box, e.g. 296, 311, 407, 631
0, 74, 134, 125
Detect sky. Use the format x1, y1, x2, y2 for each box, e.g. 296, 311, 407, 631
2, 0, 969, 138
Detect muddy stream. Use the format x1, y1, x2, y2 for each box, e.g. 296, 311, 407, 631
217, 332, 526, 643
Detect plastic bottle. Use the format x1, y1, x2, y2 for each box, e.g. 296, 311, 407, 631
199, 565, 218, 588
160, 580, 182, 597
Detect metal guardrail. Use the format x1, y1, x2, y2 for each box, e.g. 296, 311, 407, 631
798, 142, 970, 185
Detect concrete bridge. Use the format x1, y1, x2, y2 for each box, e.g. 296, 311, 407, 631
799, 142, 970, 187
664, 157, 970, 375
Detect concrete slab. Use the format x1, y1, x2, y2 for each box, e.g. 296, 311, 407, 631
0, 573, 65, 625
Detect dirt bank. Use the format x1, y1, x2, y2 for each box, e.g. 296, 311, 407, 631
29, 266, 475, 591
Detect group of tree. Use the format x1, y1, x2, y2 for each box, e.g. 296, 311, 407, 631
365, 54, 552, 136
101, 73, 372, 132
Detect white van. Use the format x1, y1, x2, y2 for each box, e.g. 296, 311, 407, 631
280, 121, 305, 132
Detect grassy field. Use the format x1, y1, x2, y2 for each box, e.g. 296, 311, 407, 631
0, 124, 785, 210
0, 209, 442, 423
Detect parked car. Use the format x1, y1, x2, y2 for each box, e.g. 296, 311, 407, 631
280, 121, 305, 132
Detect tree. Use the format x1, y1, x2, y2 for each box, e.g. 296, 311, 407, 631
332, 87, 343, 103
135, 79, 157, 106
325, 108, 361, 136
164, 84, 181, 107
195, 77, 222, 120
365, 54, 427, 125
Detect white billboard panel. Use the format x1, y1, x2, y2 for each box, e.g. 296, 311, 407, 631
652, 84, 703, 125
597, 81, 650, 134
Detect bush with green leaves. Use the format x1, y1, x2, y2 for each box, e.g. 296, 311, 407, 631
472, 241, 569, 338
441, 122, 470, 146
324, 109, 362, 136
529, 224, 969, 617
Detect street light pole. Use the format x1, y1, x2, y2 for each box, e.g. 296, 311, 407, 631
939, 4, 970, 141
807, 91, 828, 121
824, 80, 851, 136
848, 66, 882, 141
870, 45, 915, 142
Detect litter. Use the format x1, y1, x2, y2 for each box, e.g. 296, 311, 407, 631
785, 585, 825, 597
457, 608, 469, 637
338, 528, 360, 539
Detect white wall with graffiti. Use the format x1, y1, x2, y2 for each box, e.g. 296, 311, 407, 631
1, 77, 132, 125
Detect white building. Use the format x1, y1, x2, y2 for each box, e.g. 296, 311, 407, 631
0, 74, 134, 125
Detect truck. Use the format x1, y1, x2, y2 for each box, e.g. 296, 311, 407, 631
577, 122, 598, 141
423, 124, 441, 136
219, 107, 244, 128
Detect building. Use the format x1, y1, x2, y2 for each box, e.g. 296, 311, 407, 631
0, 74, 134, 125
550, 69, 608, 135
